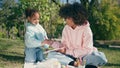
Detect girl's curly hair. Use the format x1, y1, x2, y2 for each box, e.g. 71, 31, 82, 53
25, 8, 39, 18
59, 2, 88, 25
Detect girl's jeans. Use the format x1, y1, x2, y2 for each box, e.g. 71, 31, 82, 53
25, 47, 44, 63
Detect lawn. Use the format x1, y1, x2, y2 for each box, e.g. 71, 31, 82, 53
0, 38, 120, 68
0, 38, 24, 68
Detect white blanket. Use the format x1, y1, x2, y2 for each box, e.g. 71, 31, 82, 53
24, 58, 61, 68
24, 58, 85, 68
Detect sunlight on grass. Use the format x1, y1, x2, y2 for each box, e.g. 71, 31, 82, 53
0, 38, 24, 68
98, 47, 120, 68
0, 38, 120, 68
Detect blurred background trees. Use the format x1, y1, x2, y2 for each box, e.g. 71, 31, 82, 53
0, 0, 120, 40
87, 0, 120, 40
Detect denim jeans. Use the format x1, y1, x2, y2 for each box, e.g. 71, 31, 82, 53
47, 52, 74, 65
83, 51, 107, 66
47, 51, 107, 66
25, 47, 45, 63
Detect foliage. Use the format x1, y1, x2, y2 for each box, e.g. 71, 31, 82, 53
0, 0, 20, 38
54, 23, 64, 38
81, 0, 120, 40
98, 0, 120, 40
0, 0, 120, 40
9, 27, 18, 39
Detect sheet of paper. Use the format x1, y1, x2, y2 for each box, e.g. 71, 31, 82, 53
43, 48, 63, 54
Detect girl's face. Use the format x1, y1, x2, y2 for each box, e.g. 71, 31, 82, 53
65, 18, 77, 29
28, 12, 40, 25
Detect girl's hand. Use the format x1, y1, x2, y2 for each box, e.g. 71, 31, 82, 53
42, 39, 54, 45
57, 47, 66, 54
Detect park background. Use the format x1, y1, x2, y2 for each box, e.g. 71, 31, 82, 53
0, 0, 120, 68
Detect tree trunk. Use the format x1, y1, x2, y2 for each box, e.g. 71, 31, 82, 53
7, 29, 10, 38
66, 0, 69, 3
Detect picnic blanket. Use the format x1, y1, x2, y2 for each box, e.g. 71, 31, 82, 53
36, 58, 61, 68
24, 58, 85, 68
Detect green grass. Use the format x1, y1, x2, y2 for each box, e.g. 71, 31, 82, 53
0, 38, 24, 68
0, 38, 120, 68
98, 47, 120, 68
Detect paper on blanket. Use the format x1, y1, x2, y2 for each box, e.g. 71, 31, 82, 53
44, 41, 64, 54
43, 47, 64, 54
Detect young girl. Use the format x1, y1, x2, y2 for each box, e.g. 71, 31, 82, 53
47, 2, 107, 68
24, 8, 52, 67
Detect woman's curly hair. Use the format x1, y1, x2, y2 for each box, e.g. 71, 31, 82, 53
59, 2, 88, 25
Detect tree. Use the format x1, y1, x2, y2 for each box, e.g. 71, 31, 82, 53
0, 0, 18, 38
80, 0, 120, 40
94, 0, 120, 40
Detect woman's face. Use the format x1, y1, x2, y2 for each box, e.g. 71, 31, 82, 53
28, 12, 40, 25
65, 18, 77, 29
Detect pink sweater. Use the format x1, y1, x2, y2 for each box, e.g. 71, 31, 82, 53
61, 22, 97, 58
